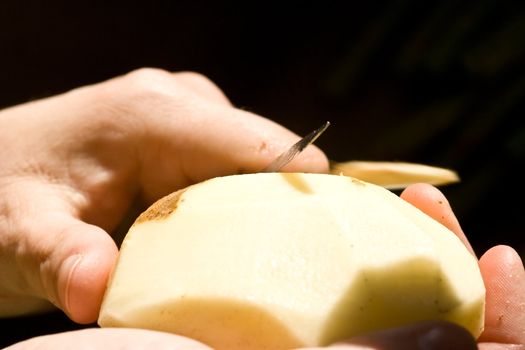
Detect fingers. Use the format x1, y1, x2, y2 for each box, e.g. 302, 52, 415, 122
105, 68, 329, 202
299, 321, 477, 350
478, 245, 525, 345
400, 183, 475, 255
139, 106, 329, 201
4, 328, 212, 350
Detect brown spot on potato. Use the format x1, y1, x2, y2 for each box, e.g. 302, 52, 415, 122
135, 189, 186, 224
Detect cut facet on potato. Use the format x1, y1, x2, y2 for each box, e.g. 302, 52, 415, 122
98, 173, 484, 350
330, 161, 460, 189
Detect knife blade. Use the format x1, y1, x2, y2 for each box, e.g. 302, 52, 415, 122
262, 121, 330, 173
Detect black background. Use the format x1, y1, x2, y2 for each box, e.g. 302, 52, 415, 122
1, 0, 524, 346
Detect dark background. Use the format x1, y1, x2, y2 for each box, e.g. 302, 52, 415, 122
1, 0, 524, 346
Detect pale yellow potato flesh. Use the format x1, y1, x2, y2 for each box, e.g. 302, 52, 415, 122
98, 173, 485, 350
330, 161, 460, 189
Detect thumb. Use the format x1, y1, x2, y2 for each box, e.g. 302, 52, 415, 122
53, 219, 118, 323
1, 209, 118, 324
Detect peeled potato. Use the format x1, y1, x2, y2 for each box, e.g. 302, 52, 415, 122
98, 173, 484, 350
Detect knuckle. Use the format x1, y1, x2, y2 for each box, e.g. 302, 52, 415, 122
111, 68, 228, 106
174, 71, 215, 87
173, 71, 231, 105
126, 67, 172, 82
92, 68, 230, 127
121, 68, 173, 96
109, 68, 182, 108
85, 68, 179, 131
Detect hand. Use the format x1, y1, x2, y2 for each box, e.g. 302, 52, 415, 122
0, 68, 328, 323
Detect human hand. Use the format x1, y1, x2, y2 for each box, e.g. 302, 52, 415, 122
0, 68, 328, 323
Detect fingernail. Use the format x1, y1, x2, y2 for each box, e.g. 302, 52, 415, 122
340, 321, 477, 350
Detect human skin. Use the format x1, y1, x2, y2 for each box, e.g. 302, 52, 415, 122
0, 69, 523, 349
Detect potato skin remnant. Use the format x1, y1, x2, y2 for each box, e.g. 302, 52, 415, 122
135, 189, 186, 224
